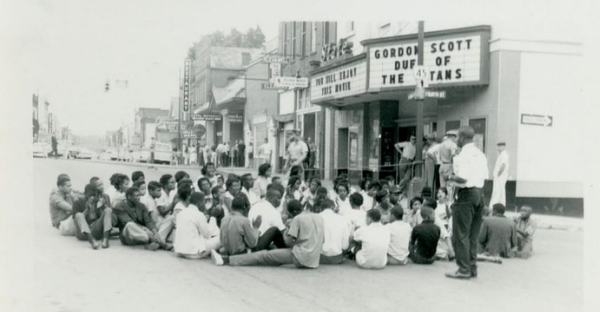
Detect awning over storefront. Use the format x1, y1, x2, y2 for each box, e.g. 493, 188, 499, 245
274, 113, 295, 123
213, 77, 246, 111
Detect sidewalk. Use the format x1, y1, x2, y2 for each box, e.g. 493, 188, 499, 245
216, 166, 583, 232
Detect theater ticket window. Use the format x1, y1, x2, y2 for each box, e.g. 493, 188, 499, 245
469, 118, 486, 153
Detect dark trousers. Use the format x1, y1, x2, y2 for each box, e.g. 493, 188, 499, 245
451, 188, 484, 274
433, 164, 441, 194
409, 245, 435, 264
253, 227, 287, 251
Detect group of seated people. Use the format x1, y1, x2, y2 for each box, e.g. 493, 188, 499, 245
48, 161, 537, 269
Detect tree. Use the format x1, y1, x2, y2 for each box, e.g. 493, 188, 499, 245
245, 26, 265, 48
225, 28, 244, 47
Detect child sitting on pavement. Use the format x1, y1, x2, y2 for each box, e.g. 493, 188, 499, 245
409, 207, 440, 264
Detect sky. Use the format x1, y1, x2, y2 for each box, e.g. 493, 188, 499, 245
1, 0, 587, 136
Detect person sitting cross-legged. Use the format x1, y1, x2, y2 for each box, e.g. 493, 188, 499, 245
319, 198, 350, 265
247, 188, 288, 251
113, 187, 171, 251
514, 205, 537, 259
409, 207, 441, 265
72, 184, 118, 249
477, 203, 518, 264
351, 209, 391, 269
174, 192, 222, 259
219, 196, 263, 256
386, 206, 412, 265
211, 201, 325, 269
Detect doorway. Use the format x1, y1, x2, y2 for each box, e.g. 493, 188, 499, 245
337, 128, 349, 176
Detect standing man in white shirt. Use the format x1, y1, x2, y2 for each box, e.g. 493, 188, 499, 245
445, 126, 489, 280
259, 138, 272, 165
490, 142, 509, 206
285, 132, 309, 172
425, 134, 441, 191
319, 199, 350, 265
394, 135, 416, 193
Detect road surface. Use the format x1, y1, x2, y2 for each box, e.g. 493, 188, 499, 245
27, 158, 583, 312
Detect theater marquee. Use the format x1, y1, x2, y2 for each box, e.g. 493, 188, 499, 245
310, 56, 367, 103
365, 25, 491, 91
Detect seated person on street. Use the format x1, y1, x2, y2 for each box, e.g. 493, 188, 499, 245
386, 206, 412, 265
409, 207, 440, 265
241, 173, 260, 207
348, 193, 366, 235
50, 174, 77, 236
247, 188, 288, 251
132, 171, 145, 185
301, 178, 321, 210
211, 200, 325, 269
352, 209, 391, 270
374, 190, 392, 225
389, 186, 402, 206
219, 196, 262, 256
477, 203, 518, 264
319, 199, 350, 265
406, 196, 424, 228
419, 199, 455, 261
72, 184, 118, 249
189, 192, 219, 239
271, 176, 282, 186
174, 192, 221, 259
113, 187, 171, 251
514, 205, 537, 259
284, 199, 303, 228
144, 181, 176, 239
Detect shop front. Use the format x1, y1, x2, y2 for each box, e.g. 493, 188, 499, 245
310, 25, 492, 185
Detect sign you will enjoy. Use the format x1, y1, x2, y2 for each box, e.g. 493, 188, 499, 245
311, 60, 367, 102
369, 34, 485, 90
183, 59, 190, 112
273, 76, 309, 89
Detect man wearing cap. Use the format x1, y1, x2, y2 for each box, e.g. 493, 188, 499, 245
438, 131, 458, 191
445, 126, 488, 280
395, 135, 416, 192
490, 142, 509, 206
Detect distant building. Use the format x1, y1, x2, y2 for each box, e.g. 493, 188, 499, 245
134, 107, 169, 149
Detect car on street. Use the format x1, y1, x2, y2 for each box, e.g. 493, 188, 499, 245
98, 151, 112, 161
76, 148, 94, 159
33, 143, 50, 158
108, 149, 118, 161
66, 147, 80, 159
138, 150, 151, 163
152, 142, 173, 164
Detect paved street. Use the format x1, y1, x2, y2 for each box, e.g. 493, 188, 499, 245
31, 158, 583, 312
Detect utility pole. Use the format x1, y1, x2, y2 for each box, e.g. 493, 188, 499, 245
414, 20, 425, 178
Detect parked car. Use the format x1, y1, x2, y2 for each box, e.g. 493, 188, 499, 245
33, 143, 50, 158
138, 150, 151, 163
108, 149, 118, 161
67, 147, 80, 159
76, 149, 94, 159
98, 151, 112, 161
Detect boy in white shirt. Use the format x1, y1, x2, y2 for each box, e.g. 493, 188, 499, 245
319, 199, 350, 265
174, 192, 221, 259
352, 209, 391, 269
386, 206, 412, 265
347, 193, 366, 235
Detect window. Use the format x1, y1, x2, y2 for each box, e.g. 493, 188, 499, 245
311, 22, 317, 53
324, 22, 330, 44
445, 120, 461, 133
283, 24, 287, 57
301, 22, 307, 57
242, 52, 251, 65
292, 22, 297, 59
469, 118, 487, 152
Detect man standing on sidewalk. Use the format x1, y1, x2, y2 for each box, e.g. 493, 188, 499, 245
394, 135, 416, 193
445, 126, 488, 280
490, 142, 509, 206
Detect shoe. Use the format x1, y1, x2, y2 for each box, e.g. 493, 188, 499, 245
445, 271, 472, 280
471, 270, 477, 278
145, 242, 160, 251
101, 238, 109, 249
162, 243, 174, 251
90, 240, 100, 250
211, 249, 224, 266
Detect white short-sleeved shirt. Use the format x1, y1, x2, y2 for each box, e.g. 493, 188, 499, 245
434, 202, 449, 225
453, 143, 489, 188
354, 222, 391, 269
426, 143, 442, 164
248, 200, 285, 236
347, 208, 367, 233
141, 193, 157, 213
107, 188, 126, 207
174, 205, 211, 255
319, 209, 350, 257
386, 221, 412, 262
334, 196, 352, 217
287, 141, 308, 161
360, 191, 374, 211
396, 141, 416, 160
494, 150, 510, 179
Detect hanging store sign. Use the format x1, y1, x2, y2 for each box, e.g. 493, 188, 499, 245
183, 59, 190, 112
191, 113, 222, 121
273, 76, 309, 89
182, 130, 197, 138
262, 55, 291, 64
228, 113, 243, 123
310, 58, 367, 102
367, 26, 490, 91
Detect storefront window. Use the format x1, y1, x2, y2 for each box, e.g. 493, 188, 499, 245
469, 118, 486, 152
368, 103, 380, 171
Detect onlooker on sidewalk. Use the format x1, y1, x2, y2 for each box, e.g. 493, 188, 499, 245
490, 142, 509, 206
247, 142, 254, 169
259, 138, 272, 165
394, 135, 416, 193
